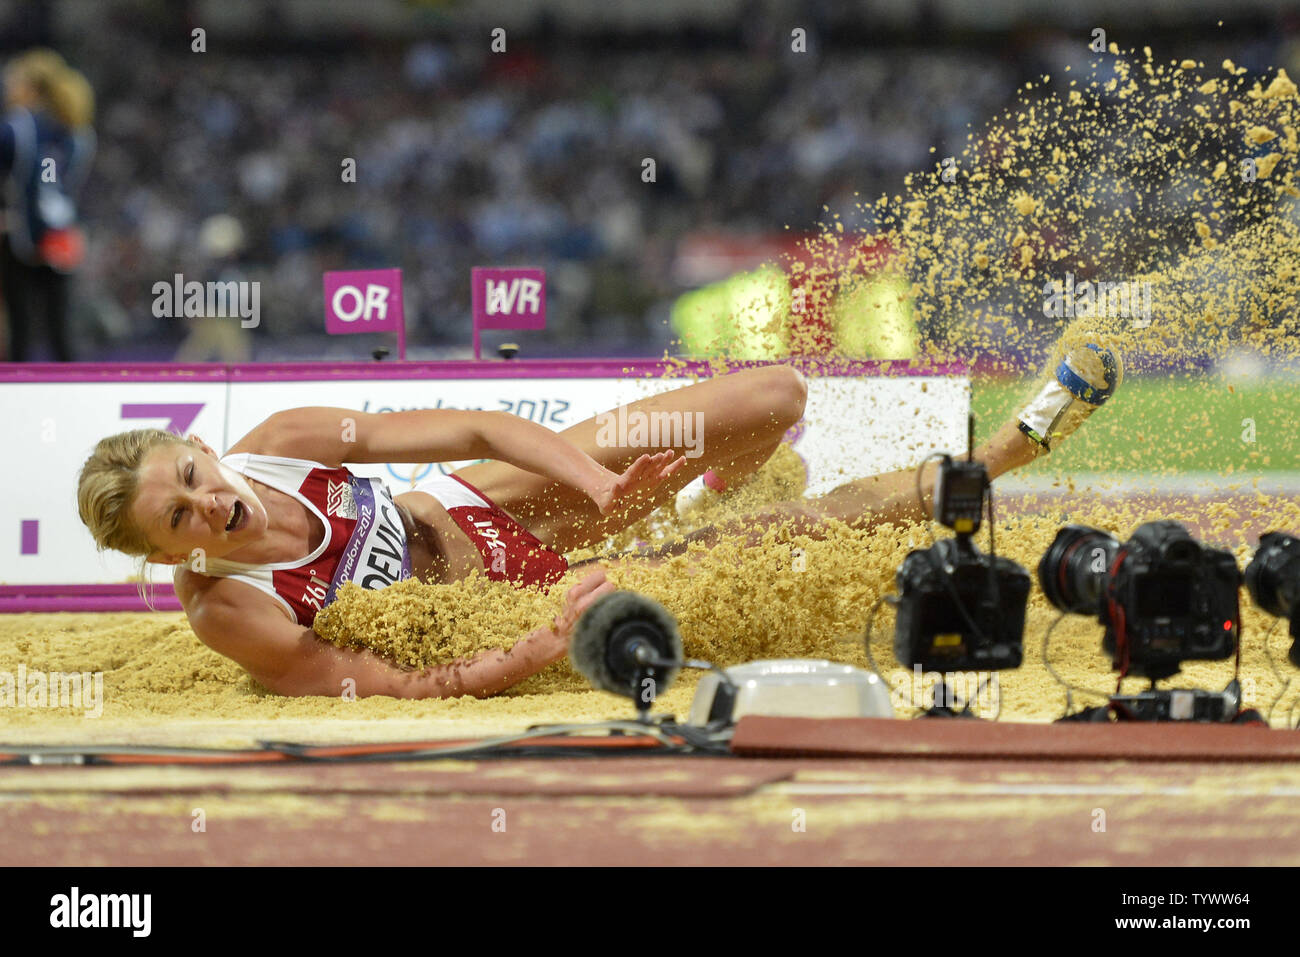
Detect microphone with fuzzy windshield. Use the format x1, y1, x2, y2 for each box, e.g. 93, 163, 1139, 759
569, 590, 683, 717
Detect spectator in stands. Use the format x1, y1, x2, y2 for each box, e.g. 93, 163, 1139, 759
0, 48, 95, 361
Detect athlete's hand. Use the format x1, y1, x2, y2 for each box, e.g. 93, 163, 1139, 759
550, 566, 617, 645
588, 451, 687, 516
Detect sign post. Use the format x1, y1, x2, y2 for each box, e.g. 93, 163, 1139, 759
471, 267, 546, 359
323, 268, 406, 359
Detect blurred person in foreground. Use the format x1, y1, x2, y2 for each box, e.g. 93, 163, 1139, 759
0, 49, 95, 362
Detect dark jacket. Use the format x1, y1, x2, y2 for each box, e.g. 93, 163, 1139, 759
0, 106, 94, 268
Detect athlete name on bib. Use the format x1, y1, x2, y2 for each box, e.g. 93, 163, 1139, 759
327, 477, 412, 603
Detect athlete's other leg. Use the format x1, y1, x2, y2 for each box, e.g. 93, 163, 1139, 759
661, 330, 1125, 551
611, 331, 1123, 559
633, 416, 1041, 556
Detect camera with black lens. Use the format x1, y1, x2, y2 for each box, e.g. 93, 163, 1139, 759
1038, 520, 1240, 680
1244, 531, 1300, 666
893, 454, 1030, 672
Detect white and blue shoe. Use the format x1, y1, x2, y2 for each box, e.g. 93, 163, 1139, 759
1017, 342, 1122, 452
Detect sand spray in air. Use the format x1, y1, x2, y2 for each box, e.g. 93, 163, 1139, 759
313, 49, 1300, 714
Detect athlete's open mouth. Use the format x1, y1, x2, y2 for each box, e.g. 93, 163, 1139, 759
225, 500, 245, 532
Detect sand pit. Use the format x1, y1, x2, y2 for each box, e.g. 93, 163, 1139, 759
0, 606, 701, 747
6, 460, 1300, 747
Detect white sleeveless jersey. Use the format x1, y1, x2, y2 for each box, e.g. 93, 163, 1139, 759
201, 452, 411, 627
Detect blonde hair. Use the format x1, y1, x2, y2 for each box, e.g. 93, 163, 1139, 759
77, 429, 200, 608
6, 48, 94, 129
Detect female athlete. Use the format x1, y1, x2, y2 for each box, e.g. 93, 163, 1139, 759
76, 348, 1118, 699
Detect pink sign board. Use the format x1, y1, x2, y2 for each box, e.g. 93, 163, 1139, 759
323, 268, 405, 358
471, 267, 545, 358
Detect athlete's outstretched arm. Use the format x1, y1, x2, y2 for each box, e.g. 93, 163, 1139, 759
239, 407, 683, 515
189, 567, 616, 699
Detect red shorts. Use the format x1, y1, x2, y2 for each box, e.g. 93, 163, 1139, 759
412, 471, 569, 590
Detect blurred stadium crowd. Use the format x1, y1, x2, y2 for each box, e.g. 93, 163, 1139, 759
1, 0, 1297, 361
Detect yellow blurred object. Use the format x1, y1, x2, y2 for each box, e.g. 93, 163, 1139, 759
831, 272, 919, 359
671, 263, 918, 359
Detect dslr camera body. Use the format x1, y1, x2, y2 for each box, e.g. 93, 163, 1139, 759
1040, 520, 1240, 680
894, 454, 1030, 672
895, 537, 1031, 671
1245, 530, 1300, 666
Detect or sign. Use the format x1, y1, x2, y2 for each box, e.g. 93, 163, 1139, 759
471, 267, 545, 358
323, 268, 405, 358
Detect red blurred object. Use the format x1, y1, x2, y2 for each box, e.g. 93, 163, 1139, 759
786, 233, 896, 353
37, 226, 86, 272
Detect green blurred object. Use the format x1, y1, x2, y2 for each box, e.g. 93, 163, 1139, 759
671, 265, 790, 359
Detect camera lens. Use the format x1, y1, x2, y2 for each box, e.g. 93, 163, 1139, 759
1244, 531, 1300, 619
1038, 525, 1119, 614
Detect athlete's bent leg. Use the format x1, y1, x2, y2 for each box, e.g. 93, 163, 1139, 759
631, 416, 1042, 556
455, 364, 808, 551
